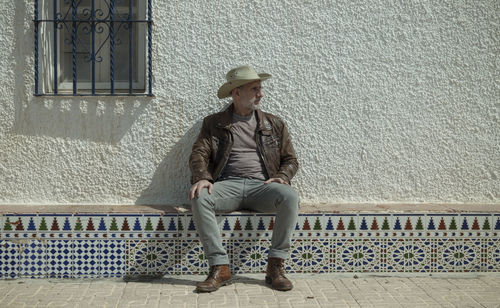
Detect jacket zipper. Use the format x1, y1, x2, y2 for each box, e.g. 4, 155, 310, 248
256, 130, 271, 178
214, 126, 233, 180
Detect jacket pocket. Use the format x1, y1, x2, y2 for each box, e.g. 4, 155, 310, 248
262, 135, 280, 148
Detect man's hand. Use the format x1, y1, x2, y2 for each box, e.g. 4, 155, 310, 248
264, 177, 289, 185
189, 180, 214, 200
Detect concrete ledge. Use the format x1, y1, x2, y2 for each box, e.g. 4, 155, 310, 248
1, 203, 498, 214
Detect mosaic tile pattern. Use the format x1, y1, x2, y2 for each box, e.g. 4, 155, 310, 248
232, 239, 270, 273
19, 240, 46, 278
288, 239, 330, 273
179, 239, 210, 274
0, 213, 498, 278
100, 240, 126, 277
0, 240, 21, 279
74, 240, 100, 278
46, 240, 73, 278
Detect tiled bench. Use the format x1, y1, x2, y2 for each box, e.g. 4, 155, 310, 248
0, 203, 498, 279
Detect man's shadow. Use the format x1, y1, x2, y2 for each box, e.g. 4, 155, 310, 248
136, 102, 232, 207
135, 120, 201, 207
125, 274, 268, 292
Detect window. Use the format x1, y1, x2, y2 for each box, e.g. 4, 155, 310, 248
34, 0, 153, 96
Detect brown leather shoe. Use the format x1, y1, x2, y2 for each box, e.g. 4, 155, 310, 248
196, 265, 231, 293
265, 258, 293, 291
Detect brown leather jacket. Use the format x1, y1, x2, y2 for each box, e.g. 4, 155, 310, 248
189, 104, 299, 184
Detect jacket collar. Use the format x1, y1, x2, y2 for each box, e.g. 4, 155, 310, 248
255, 108, 272, 133
216, 103, 272, 134
216, 104, 234, 130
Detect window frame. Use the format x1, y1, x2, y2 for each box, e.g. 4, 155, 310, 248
34, 0, 153, 96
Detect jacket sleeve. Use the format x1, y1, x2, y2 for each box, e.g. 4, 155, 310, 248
277, 121, 299, 183
189, 118, 214, 184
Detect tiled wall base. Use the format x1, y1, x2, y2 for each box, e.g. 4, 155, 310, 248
1, 213, 498, 278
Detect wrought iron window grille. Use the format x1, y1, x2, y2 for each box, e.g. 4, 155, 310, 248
34, 0, 153, 96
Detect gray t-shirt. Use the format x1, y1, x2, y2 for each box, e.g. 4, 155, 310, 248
219, 112, 267, 180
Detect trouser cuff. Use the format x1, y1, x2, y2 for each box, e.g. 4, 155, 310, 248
268, 249, 289, 260
208, 255, 230, 267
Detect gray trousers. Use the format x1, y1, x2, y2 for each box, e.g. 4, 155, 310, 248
190, 177, 299, 266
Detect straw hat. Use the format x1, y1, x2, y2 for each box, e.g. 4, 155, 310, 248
217, 65, 271, 99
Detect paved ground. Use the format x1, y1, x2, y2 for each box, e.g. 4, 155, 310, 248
0, 274, 499, 308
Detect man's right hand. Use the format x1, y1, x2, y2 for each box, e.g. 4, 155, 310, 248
189, 180, 214, 200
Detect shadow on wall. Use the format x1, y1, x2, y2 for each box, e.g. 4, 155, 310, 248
136, 120, 203, 206
11, 96, 149, 144
137, 102, 232, 206
9, 1, 149, 143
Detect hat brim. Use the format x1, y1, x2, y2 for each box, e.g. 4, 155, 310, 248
217, 73, 271, 99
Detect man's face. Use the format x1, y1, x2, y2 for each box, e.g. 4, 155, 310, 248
233, 80, 263, 116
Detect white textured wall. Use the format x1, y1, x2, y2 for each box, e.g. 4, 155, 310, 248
0, 0, 498, 205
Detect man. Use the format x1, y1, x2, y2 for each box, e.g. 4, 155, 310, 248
188, 65, 299, 293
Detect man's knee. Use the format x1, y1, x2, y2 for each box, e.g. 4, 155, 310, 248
270, 184, 299, 210
190, 188, 213, 211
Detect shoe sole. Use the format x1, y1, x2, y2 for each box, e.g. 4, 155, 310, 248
265, 276, 293, 291
196, 279, 232, 293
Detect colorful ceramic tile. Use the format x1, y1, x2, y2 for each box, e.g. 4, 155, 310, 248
107, 215, 144, 240
297, 215, 328, 238
257, 214, 275, 232
358, 214, 392, 233
222, 214, 276, 239
435, 238, 481, 272
107, 215, 128, 239
295, 214, 321, 232
309, 214, 332, 233
0, 240, 20, 278
7, 215, 40, 239
143, 240, 178, 276
410, 239, 433, 272
37, 214, 73, 236
125, 240, 148, 276
319, 214, 359, 233
427, 214, 458, 232
160, 215, 179, 234
335, 239, 378, 272
487, 239, 499, 272
46, 240, 74, 278
232, 239, 270, 273
288, 239, 330, 273
74, 240, 100, 278
460, 214, 493, 232
386, 239, 410, 272
365, 239, 384, 272
459, 215, 476, 231
180, 215, 197, 239
179, 239, 210, 274
100, 240, 126, 277
2, 215, 36, 239
72, 214, 100, 237
217, 214, 236, 233
386, 239, 432, 272
19, 240, 46, 278
494, 215, 500, 230
2, 215, 26, 233
0, 211, 498, 279
476, 238, 490, 271
142, 215, 164, 239
376, 238, 389, 272
393, 214, 425, 232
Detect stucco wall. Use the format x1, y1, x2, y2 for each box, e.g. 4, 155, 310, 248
0, 0, 498, 205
